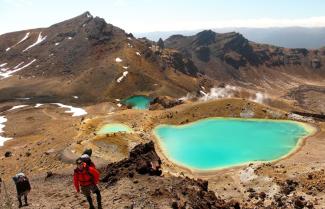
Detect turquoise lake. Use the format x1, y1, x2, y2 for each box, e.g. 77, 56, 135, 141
97, 123, 133, 135
154, 118, 314, 170
122, 96, 152, 110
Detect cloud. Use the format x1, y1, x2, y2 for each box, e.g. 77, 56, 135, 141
128, 16, 325, 32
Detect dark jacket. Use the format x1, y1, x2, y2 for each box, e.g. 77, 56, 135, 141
13, 175, 31, 194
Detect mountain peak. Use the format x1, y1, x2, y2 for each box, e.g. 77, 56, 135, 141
84, 11, 93, 18
193, 30, 216, 46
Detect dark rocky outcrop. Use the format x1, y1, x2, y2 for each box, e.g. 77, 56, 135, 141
102, 142, 241, 208
149, 96, 183, 110
85, 17, 114, 43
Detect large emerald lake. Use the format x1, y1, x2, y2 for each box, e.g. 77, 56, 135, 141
154, 118, 314, 170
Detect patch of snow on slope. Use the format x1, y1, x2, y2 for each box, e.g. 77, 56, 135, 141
55, 42, 60, 46
200, 85, 237, 101
0, 63, 7, 68
0, 59, 36, 79
0, 116, 12, 146
13, 62, 24, 69
23, 32, 47, 52
122, 66, 129, 69
34, 103, 43, 108
116, 71, 128, 83
73, 96, 79, 99
117, 103, 122, 107
136, 52, 141, 56
115, 57, 123, 63
52, 103, 87, 117
9, 105, 28, 111
199, 90, 207, 96
6, 47, 11, 52
14, 32, 30, 46
67, 37, 73, 40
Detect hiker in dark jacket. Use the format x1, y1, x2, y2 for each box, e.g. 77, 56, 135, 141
74, 158, 102, 209
12, 173, 31, 208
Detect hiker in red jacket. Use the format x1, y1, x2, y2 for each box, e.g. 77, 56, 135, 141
74, 158, 102, 209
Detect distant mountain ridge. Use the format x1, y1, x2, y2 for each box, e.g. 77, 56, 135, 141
0, 12, 325, 107
136, 27, 325, 49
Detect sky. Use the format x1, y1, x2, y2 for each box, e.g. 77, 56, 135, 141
1, 0, 325, 34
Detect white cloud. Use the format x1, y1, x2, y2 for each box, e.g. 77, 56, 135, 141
127, 16, 325, 33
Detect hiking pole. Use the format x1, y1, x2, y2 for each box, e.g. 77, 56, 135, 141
2, 180, 13, 209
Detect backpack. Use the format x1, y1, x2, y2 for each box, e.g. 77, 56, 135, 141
15, 175, 31, 193
17, 175, 28, 184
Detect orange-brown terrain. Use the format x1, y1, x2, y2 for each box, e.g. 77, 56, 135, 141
0, 12, 325, 208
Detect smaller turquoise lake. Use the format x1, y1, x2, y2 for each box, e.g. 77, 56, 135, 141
122, 96, 152, 110
97, 123, 133, 135
154, 118, 314, 170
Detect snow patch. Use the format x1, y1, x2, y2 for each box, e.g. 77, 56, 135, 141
127, 43, 133, 48
116, 71, 128, 83
67, 37, 73, 40
13, 62, 24, 69
127, 37, 132, 40
122, 66, 129, 69
52, 103, 87, 117
34, 103, 43, 108
200, 85, 237, 101
6, 47, 11, 52
115, 99, 120, 102
23, 32, 47, 52
0, 59, 36, 79
117, 103, 122, 107
136, 52, 141, 56
0, 116, 12, 146
17, 97, 30, 100
115, 57, 123, 63
0, 63, 8, 68
199, 90, 207, 96
9, 105, 28, 111
73, 96, 79, 99
14, 32, 30, 46
55, 42, 60, 46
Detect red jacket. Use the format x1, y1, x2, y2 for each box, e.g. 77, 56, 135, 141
73, 163, 100, 192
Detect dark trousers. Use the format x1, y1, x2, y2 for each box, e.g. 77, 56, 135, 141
81, 185, 102, 209
17, 191, 29, 207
